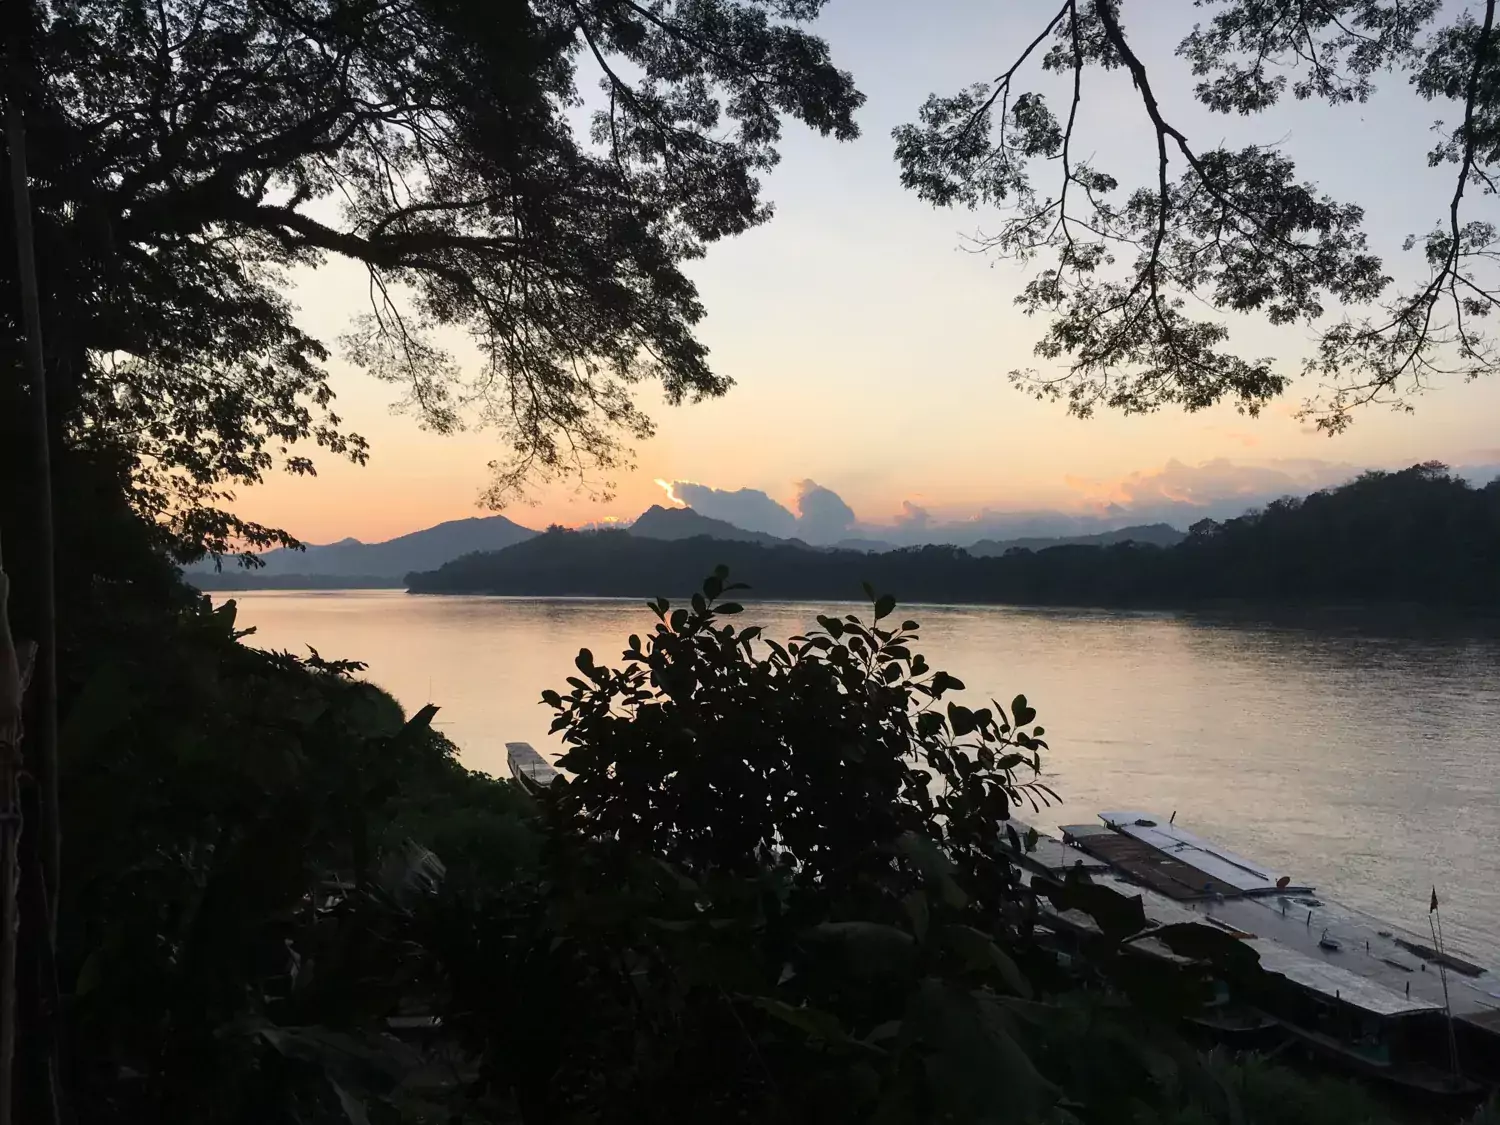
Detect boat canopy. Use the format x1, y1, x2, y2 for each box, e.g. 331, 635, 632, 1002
1100, 811, 1310, 896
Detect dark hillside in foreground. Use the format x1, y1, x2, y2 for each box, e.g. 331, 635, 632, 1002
408, 464, 1500, 608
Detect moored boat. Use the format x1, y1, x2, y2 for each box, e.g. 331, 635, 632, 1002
1020, 812, 1500, 1095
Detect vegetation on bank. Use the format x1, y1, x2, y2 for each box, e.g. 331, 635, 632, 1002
45, 559, 1460, 1124
409, 463, 1500, 609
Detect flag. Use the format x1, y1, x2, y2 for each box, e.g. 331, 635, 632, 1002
1430, 886, 1439, 913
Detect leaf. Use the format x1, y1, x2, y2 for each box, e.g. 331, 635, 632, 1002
717, 602, 744, 614
874, 593, 897, 620
540, 689, 562, 708
893, 832, 968, 909
1042, 878, 1148, 943
900, 620, 920, 631
865, 1019, 903, 1044
861, 580, 876, 601
805, 921, 918, 978
901, 890, 930, 944
1011, 693, 1037, 726
328, 1079, 371, 1125
575, 648, 594, 674
749, 998, 876, 1052
936, 924, 1032, 998
908, 978, 1055, 1122
946, 702, 976, 736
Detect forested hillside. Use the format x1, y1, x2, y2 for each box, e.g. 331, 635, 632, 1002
409, 465, 1500, 609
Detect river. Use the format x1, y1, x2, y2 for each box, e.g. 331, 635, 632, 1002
224, 589, 1500, 964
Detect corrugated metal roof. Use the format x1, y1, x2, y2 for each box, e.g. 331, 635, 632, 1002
1246, 938, 1442, 1018
1100, 811, 1308, 895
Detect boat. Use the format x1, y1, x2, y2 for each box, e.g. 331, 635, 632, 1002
1032, 812, 1500, 1095
506, 741, 560, 792
1186, 1009, 1283, 1048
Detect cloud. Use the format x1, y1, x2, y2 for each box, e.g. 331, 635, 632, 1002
894, 501, 931, 529
1064, 458, 1360, 521
794, 479, 856, 542
662, 481, 800, 538
656, 478, 860, 544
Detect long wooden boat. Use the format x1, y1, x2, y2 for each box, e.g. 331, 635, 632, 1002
1038, 812, 1500, 1094
506, 741, 560, 792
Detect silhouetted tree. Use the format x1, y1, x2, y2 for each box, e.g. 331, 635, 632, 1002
896, 1, 1499, 432
2, 0, 861, 562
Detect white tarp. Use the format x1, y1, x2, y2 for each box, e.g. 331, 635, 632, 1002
1099, 811, 1304, 895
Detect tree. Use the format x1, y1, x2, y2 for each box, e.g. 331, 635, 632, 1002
2, 0, 862, 562
895, 0, 1498, 432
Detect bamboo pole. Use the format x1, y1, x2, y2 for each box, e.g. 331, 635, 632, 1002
1430, 889, 1461, 1079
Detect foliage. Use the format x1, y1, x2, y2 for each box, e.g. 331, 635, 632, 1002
895, 0, 1500, 432
442, 572, 1254, 1124
2, 0, 862, 561
545, 567, 1056, 878
409, 461, 1500, 608
56, 590, 536, 1123
45, 563, 1424, 1125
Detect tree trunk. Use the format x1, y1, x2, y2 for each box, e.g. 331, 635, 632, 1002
4, 2, 65, 1122
4, 4, 59, 931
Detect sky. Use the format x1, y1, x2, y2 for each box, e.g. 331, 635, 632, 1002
230, 0, 1500, 546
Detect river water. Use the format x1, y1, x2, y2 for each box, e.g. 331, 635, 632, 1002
224, 589, 1500, 964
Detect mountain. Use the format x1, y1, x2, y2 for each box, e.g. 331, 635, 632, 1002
829, 537, 898, 553
407, 465, 1500, 608
628, 505, 797, 547
968, 523, 1185, 557
187, 514, 538, 588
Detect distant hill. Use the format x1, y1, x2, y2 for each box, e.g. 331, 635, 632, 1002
406, 465, 1500, 609
628, 505, 793, 546
187, 514, 537, 589
829, 537, 898, 553
968, 523, 1185, 557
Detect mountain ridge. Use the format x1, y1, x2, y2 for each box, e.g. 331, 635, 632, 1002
186, 513, 538, 588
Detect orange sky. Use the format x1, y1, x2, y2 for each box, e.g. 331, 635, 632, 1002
226, 0, 1500, 545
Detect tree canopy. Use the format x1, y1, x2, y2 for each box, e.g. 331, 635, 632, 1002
1, 0, 861, 558
895, 0, 1500, 432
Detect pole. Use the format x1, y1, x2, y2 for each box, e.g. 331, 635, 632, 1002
1430, 889, 1460, 1078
